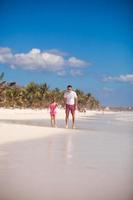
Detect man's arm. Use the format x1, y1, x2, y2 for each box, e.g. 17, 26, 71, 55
64, 92, 67, 108
74, 96, 78, 110
64, 97, 67, 106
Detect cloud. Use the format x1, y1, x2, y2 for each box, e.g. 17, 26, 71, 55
103, 87, 113, 93
0, 47, 13, 63
11, 48, 65, 71
68, 57, 88, 67
0, 47, 89, 76
70, 69, 83, 77
103, 74, 133, 84
47, 49, 68, 56
57, 70, 66, 76
101, 87, 114, 98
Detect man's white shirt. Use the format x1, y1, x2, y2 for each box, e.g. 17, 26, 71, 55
64, 91, 77, 105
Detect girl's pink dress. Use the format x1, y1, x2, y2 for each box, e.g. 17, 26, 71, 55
49, 103, 57, 116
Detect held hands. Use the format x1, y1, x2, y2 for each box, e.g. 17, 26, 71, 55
74, 105, 78, 110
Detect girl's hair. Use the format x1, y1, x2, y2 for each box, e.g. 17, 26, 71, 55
51, 97, 56, 103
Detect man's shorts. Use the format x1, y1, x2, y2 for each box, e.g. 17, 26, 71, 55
66, 104, 75, 115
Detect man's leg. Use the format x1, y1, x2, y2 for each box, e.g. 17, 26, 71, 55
71, 105, 76, 128
65, 108, 69, 128
71, 112, 76, 128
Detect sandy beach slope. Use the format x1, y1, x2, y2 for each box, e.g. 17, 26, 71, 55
0, 108, 133, 200
0, 108, 97, 144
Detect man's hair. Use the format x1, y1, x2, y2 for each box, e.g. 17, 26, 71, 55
67, 85, 72, 88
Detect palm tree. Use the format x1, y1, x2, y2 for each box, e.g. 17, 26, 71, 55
0, 72, 6, 106
0, 73, 100, 109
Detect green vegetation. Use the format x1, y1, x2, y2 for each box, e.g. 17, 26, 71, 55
0, 72, 100, 110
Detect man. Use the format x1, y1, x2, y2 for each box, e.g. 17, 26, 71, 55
64, 85, 77, 128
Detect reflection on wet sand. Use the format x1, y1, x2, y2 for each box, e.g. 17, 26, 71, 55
47, 134, 73, 166
65, 134, 73, 165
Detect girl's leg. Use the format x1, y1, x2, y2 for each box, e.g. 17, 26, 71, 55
51, 116, 54, 127
53, 115, 57, 127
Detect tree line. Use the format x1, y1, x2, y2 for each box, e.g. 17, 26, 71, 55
0, 72, 100, 110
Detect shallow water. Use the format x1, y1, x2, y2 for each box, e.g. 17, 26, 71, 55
0, 112, 133, 200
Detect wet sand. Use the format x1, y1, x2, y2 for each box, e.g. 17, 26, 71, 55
0, 109, 133, 200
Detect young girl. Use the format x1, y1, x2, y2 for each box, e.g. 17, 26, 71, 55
49, 98, 58, 127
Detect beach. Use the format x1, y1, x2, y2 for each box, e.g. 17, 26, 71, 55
0, 108, 133, 200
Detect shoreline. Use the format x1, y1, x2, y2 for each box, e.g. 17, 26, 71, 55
0, 109, 133, 200
0, 108, 132, 146
0, 108, 98, 145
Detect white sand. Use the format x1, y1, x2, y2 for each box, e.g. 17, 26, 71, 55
0, 109, 133, 200
0, 109, 56, 145
0, 108, 97, 145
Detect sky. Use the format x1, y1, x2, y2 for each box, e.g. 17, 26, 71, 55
0, 0, 133, 107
